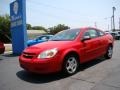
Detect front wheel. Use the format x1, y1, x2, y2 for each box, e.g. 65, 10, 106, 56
62, 55, 79, 75
104, 46, 113, 59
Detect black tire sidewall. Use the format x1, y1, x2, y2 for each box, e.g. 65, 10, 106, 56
105, 46, 113, 59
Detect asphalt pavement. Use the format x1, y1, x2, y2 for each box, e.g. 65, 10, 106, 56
0, 40, 120, 90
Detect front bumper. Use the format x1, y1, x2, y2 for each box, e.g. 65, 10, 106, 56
19, 55, 62, 74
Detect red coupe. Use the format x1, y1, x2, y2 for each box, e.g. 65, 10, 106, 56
19, 27, 114, 75
0, 41, 5, 54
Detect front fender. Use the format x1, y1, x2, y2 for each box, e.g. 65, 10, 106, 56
60, 48, 80, 63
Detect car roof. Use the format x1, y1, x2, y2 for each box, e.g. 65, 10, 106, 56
79, 27, 101, 30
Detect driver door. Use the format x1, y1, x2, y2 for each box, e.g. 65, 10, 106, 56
81, 29, 100, 63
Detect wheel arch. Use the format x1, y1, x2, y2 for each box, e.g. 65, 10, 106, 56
108, 43, 113, 47
61, 50, 80, 65
60, 50, 81, 75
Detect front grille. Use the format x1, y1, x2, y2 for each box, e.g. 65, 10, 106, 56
23, 52, 36, 59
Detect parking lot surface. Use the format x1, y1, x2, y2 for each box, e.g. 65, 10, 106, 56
0, 41, 120, 90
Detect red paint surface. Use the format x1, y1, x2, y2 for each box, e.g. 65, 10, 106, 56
19, 27, 114, 74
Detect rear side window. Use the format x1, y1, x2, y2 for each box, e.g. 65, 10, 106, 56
98, 31, 105, 36
84, 32, 90, 37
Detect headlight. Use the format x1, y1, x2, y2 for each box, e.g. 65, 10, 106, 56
37, 48, 58, 59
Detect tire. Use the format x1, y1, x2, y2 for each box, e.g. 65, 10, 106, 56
62, 55, 79, 75
119, 37, 120, 40
104, 46, 113, 59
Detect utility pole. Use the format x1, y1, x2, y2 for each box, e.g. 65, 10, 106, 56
119, 17, 120, 30
108, 24, 109, 31
111, 16, 113, 31
104, 16, 113, 31
94, 22, 97, 28
112, 6, 116, 31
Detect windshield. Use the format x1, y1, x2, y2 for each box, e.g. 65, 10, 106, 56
50, 29, 80, 41
35, 36, 48, 41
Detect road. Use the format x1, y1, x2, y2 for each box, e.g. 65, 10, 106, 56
0, 41, 120, 90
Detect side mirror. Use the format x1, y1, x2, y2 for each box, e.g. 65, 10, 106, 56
81, 36, 91, 42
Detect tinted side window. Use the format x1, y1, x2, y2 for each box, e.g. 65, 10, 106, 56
98, 31, 105, 36
41, 36, 48, 40
88, 29, 98, 38
83, 29, 98, 39
84, 32, 90, 37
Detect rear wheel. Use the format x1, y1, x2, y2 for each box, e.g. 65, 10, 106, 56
62, 55, 79, 75
104, 46, 113, 59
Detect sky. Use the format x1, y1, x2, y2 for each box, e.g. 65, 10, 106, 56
0, 0, 120, 31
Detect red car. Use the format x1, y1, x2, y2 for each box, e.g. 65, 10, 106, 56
19, 27, 114, 75
0, 41, 5, 54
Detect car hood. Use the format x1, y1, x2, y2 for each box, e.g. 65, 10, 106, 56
24, 41, 74, 54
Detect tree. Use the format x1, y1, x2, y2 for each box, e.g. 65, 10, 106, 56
49, 24, 70, 34
27, 24, 32, 30
0, 14, 10, 32
32, 26, 46, 30
0, 14, 11, 43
